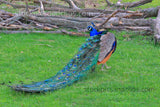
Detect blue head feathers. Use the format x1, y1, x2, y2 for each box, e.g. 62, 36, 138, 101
87, 22, 103, 37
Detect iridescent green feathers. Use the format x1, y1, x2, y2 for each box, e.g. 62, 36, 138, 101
11, 34, 103, 93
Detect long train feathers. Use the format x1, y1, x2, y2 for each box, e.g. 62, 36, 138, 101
11, 33, 103, 93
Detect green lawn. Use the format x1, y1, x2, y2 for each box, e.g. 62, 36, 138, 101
0, 32, 160, 107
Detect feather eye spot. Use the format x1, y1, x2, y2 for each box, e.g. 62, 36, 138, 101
67, 74, 71, 76
79, 48, 82, 51
62, 82, 66, 84
76, 55, 80, 58
69, 63, 72, 66
65, 66, 68, 70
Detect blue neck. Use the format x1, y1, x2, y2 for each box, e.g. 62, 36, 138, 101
90, 29, 103, 37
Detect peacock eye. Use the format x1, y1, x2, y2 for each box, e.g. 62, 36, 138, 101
88, 27, 92, 31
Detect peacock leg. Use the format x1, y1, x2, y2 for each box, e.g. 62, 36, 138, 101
91, 65, 96, 72
101, 64, 104, 71
104, 63, 111, 69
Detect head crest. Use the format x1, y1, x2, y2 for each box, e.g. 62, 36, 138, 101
91, 22, 95, 27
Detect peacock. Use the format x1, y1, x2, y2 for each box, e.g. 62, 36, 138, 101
11, 23, 117, 93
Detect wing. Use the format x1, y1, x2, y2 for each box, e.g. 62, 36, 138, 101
98, 32, 116, 63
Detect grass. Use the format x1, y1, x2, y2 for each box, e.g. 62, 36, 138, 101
0, 32, 160, 107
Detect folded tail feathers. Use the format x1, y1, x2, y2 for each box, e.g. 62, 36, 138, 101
11, 34, 103, 93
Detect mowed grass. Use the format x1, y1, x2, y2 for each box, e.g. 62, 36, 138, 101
0, 32, 160, 107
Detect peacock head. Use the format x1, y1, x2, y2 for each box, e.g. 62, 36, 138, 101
87, 22, 102, 37
87, 22, 96, 30
87, 26, 94, 31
